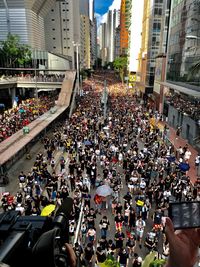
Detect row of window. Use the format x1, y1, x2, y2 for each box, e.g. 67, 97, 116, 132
52, 28, 70, 31
53, 47, 71, 49
52, 37, 70, 40
52, 19, 69, 22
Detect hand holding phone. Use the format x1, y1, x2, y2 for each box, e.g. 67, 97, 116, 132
165, 217, 200, 267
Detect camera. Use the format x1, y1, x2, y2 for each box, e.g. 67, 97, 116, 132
0, 198, 73, 267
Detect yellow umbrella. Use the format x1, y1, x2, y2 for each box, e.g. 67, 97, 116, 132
41, 204, 56, 216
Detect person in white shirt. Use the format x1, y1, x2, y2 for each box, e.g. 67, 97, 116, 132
184, 149, 192, 161
140, 179, 146, 191
163, 189, 171, 202
136, 217, 146, 248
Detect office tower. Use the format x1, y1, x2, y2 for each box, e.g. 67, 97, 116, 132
80, 0, 90, 69
99, 9, 120, 64
99, 23, 107, 65
89, 0, 94, 22
112, 9, 120, 61
163, 0, 200, 146
0, 0, 56, 50
120, 0, 132, 55
153, 0, 171, 112
90, 0, 97, 67
44, 0, 80, 69
90, 17, 97, 67
138, 0, 164, 95
128, 0, 144, 72
114, 26, 121, 58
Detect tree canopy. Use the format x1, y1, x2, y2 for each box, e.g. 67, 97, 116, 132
113, 56, 128, 83
0, 34, 32, 67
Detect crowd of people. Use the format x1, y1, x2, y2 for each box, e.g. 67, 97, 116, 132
0, 95, 57, 142
0, 73, 65, 83
1, 71, 200, 267
166, 92, 200, 121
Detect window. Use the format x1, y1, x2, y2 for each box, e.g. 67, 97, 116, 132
52, 28, 55, 31
53, 46, 56, 49
53, 37, 56, 40
51, 9, 54, 12
154, 8, 162, 16
52, 19, 55, 21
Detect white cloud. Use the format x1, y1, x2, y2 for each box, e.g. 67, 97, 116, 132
108, 0, 121, 11
95, 0, 121, 29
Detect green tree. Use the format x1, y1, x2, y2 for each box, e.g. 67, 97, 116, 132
113, 56, 128, 83
0, 34, 31, 67
99, 255, 120, 267
141, 252, 166, 267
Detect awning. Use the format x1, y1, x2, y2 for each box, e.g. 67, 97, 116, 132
37, 88, 57, 92
159, 81, 200, 98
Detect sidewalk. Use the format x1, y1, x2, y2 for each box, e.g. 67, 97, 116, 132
158, 121, 198, 185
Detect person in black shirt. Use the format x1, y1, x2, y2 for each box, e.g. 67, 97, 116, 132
84, 243, 94, 267
115, 229, 125, 249
99, 216, 110, 238
123, 192, 132, 207
86, 208, 96, 228
115, 202, 123, 215
96, 247, 106, 264
115, 213, 124, 231
126, 233, 136, 257
107, 239, 116, 256
118, 248, 129, 267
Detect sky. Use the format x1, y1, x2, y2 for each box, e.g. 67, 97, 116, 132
94, 0, 121, 26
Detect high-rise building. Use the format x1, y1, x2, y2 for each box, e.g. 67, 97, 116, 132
138, 0, 150, 93
114, 26, 121, 58
44, 0, 80, 69
89, 0, 94, 22
128, 0, 144, 72
99, 9, 120, 64
153, 0, 171, 112
161, 0, 200, 146
81, 15, 91, 69
99, 22, 107, 65
138, 0, 164, 95
89, 0, 97, 68
80, 0, 89, 17
0, 0, 56, 50
80, 0, 91, 69
90, 17, 97, 67
120, 0, 132, 55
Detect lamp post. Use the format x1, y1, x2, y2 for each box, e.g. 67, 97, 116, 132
102, 80, 108, 119
72, 42, 81, 96
33, 49, 38, 101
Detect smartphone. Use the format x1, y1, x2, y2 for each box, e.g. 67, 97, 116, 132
169, 201, 200, 229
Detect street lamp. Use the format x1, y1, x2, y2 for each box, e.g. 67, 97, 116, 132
72, 42, 81, 95
33, 49, 38, 101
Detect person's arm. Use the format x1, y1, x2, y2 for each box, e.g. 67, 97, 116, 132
117, 255, 120, 262
165, 217, 200, 267
126, 257, 129, 266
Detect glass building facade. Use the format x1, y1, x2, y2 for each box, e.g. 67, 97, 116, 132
146, 0, 164, 92
167, 0, 200, 88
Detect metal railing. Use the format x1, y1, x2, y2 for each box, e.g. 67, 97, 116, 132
0, 76, 64, 83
